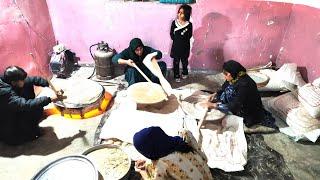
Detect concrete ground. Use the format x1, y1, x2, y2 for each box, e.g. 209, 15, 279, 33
0, 66, 319, 180
263, 132, 320, 179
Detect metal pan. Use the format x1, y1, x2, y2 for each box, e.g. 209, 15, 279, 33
32, 155, 98, 180
247, 71, 270, 88
82, 144, 132, 180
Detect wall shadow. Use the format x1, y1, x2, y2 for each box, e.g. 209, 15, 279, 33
190, 12, 232, 70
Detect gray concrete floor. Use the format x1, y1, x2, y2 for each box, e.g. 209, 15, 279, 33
0, 66, 319, 180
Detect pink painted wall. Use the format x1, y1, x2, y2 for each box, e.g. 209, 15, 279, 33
46, 1, 178, 66
190, 1, 292, 69
0, 0, 55, 77
277, 4, 320, 82
46, 0, 291, 69
45, 0, 320, 81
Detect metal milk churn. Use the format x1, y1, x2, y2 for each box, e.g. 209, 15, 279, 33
90, 41, 115, 80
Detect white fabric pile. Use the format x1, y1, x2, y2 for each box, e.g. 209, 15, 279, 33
200, 116, 247, 172
100, 89, 247, 172
267, 76, 320, 142
259, 63, 306, 92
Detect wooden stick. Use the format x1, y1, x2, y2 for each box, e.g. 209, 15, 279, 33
197, 107, 208, 130
132, 64, 152, 83
141, 56, 172, 98
47, 79, 68, 114
247, 61, 274, 71
91, 79, 119, 84
132, 63, 170, 100
47, 79, 59, 95
247, 66, 276, 72
150, 59, 172, 96
176, 94, 188, 129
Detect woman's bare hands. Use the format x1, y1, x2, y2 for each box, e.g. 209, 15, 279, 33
49, 93, 67, 103
207, 93, 217, 102
126, 59, 135, 67
49, 94, 58, 103
199, 101, 217, 109
135, 160, 151, 179
135, 159, 146, 171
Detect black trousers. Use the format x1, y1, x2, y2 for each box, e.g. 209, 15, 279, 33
2, 108, 43, 146
18, 108, 43, 138
173, 58, 188, 78
11, 89, 43, 145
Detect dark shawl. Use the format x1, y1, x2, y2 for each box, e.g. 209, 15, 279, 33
133, 126, 192, 160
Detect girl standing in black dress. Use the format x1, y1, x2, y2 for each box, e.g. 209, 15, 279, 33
170, 4, 193, 82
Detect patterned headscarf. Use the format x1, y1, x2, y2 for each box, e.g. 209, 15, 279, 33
133, 126, 192, 160
223, 60, 247, 84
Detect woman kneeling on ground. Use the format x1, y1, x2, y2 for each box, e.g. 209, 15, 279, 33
133, 126, 213, 180
200, 60, 277, 129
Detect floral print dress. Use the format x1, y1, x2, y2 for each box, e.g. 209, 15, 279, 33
142, 130, 213, 180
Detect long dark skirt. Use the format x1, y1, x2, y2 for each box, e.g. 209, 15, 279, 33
125, 61, 167, 86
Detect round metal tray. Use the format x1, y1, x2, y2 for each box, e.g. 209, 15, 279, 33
82, 144, 132, 180
32, 155, 98, 180
247, 71, 270, 88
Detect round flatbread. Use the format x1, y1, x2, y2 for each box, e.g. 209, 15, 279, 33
181, 101, 225, 121
127, 82, 167, 104
51, 78, 104, 108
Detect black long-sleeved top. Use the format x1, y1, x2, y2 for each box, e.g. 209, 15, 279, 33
0, 78, 51, 141
170, 20, 193, 59
217, 75, 265, 127
13, 76, 49, 99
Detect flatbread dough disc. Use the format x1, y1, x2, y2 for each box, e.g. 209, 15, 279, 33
52, 78, 104, 108
181, 101, 225, 121
127, 82, 167, 104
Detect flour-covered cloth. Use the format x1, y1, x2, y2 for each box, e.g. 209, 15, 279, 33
100, 89, 248, 172
200, 115, 247, 172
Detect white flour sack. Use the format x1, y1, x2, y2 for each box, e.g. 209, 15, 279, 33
312, 77, 320, 87
258, 69, 295, 92
267, 92, 320, 142
276, 63, 306, 87
298, 83, 320, 118
286, 106, 320, 134
266, 92, 300, 121
258, 63, 306, 92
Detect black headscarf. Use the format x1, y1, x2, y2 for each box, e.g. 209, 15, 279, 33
128, 38, 146, 61
129, 38, 144, 51
133, 126, 193, 160
223, 60, 247, 79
